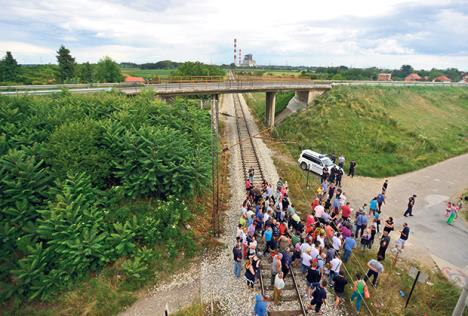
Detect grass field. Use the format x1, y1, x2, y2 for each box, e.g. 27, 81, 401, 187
247, 86, 468, 177
120, 68, 174, 78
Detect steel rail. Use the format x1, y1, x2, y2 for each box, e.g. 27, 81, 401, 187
290, 265, 308, 315
232, 93, 265, 185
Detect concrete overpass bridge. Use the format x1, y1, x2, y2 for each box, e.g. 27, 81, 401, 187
1, 77, 467, 127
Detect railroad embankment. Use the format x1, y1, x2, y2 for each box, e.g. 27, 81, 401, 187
247, 86, 468, 178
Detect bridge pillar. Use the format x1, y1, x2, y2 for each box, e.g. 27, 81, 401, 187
295, 90, 311, 105
265, 91, 276, 128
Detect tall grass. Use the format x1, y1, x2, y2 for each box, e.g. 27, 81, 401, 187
261, 86, 468, 177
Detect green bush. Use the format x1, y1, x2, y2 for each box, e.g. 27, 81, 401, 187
0, 93, 211, 306
45, 120, 112, 186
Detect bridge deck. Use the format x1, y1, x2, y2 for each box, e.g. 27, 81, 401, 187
0, 80, 466, 96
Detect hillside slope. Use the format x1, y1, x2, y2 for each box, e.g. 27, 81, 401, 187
254, 86, 468, 177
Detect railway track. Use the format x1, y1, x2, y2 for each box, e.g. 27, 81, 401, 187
232, 93, 265, 185
230, 90, 307, 315
259, 261, 308, 316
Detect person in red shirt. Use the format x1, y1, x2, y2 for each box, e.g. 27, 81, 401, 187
311, 196, 320, 211
341, 202, 352, 220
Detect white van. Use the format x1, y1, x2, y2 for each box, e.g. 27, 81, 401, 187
297, 150, 336, 175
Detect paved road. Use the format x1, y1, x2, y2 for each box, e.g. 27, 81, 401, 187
342, 153, 468, 269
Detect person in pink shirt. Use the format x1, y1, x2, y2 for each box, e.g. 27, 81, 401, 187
340, 224, 352, 238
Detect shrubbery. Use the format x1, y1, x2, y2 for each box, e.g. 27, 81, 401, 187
0, 92, 211, 304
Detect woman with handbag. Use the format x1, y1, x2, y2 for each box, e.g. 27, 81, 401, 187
351, 273, 369, 314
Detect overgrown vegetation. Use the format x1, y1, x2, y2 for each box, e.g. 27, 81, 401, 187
0, 91, 213, 313
248, 86, 468, 177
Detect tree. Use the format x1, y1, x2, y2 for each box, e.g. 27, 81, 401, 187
56, 45, 76, 83
79, 62, 94, 83
400, 65, 414, 77
0, 51, 19, 82
173, 62, 225, 77
95, 57, 123, 83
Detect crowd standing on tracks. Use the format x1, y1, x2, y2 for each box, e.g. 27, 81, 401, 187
232, 157, 416, 315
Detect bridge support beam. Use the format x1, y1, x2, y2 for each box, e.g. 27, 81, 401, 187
295, 90, 312, 105
265, 91, 276, 128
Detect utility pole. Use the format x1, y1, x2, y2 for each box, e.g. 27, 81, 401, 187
452, 281, 468, 316
215, 96, 220, 237
210, 98, 216, 237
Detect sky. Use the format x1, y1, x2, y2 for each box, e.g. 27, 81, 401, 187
0, 0, 467, 69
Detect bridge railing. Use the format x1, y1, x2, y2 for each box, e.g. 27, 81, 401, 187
1, 78, 466, 95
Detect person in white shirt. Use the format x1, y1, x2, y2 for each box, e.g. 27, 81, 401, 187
329, 257, 342, 285
301, 249, 313, 274
332, 233, 342, 251
274, 272, 285, 305
308, 241, 319, 259
236, 224, 243, 238
301, 239, 312, 253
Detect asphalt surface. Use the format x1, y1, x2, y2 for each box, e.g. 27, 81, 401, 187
342, 153, 468, 268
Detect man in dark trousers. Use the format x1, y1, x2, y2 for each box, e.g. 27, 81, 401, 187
321, 166, 329, 184
233, 237, 243, 278
329, 165, 338, 184
377, 231, 391, 260
348, 160, 356, 177
335, 167, 344, 187
404, 194, 417, 217
382, 179, 389, 193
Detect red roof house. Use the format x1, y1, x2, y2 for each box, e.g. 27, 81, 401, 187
433, 75, 451, 82
124, 76, 146, 83
404, 73, 421, 82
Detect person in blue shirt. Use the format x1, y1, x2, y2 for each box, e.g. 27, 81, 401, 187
369, 197, 378, 215
342, 236, 356, 263
377, 192, 386, 211
263, 226, 274, 253
254, 294, 268, 316
355, 213, 369, 238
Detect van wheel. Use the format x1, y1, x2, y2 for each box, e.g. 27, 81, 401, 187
300, 162, 308, 170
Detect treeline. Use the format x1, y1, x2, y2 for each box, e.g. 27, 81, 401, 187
122, 61, 226, 77
301, 65, 464, 81
0, 92, 212, 304
0, 46, 123, 85
120, 60, 181, 69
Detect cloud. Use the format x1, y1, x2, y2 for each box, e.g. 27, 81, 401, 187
0, 0, 467, 69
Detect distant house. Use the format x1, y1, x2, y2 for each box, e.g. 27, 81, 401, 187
462, 74, 468, 83
432, 75, 451, 83
404, 73, 421, 82
378, 73, 392, 81
124, 76, 146, 84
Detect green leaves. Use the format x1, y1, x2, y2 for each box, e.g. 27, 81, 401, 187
0, 93, 210, 304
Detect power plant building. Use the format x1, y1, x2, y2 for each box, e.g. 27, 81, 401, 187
242, 54, 256, 67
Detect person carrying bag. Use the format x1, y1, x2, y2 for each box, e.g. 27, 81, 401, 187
351, 273, 369, 314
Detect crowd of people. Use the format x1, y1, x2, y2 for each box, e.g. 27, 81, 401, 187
233, 158, 415, 315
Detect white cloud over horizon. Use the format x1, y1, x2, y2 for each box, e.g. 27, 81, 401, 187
0, 0, 467, 69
